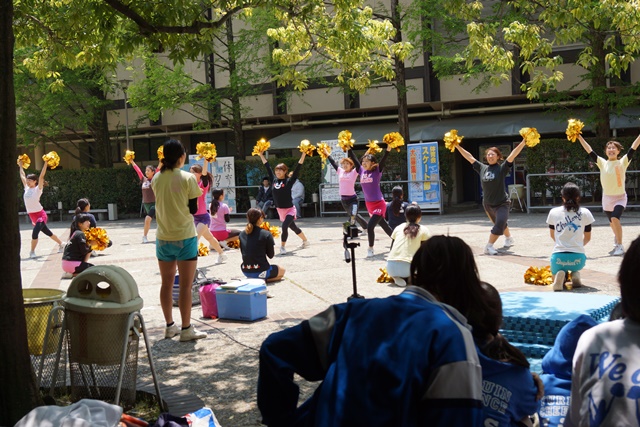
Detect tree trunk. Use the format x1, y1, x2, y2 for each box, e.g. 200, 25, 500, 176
391, 0, 409, 140
591, 31, 611, 139
226, 20, 245, 158
0, 0, 43, 423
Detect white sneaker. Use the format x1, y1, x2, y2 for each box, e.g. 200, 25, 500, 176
61, 272, 74, 280
279, 246, 287, 255
553, 271, 566, 292
219, 240, 229, 249
571, 271, 582, 288
164, 323, 181, 339
142, 236, 149, 244
613, 244, 625, 256
216, 253, 228, 264
90, 250, 97, 257
58, 242, 67, 253
393, 277, 407, 287
180, 324, 207, 342
297, 240, 310, 250
29, 251, 37, 259
504, 236, 515, 247
366, 247, 374, 258
484, 244, 498, 255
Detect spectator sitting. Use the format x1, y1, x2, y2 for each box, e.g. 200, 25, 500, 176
289, 171, 305, 218
257, 235, 484, 426
567, 235, 640, 426
386, 185, 410, 230
256, 176, 274, 219
537, 315, 597, 427
61, 213, 95, 279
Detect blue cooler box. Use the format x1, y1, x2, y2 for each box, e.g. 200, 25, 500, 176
217, 279, 268, 321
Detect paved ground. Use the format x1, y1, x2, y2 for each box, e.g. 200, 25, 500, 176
20, 207, 640, 425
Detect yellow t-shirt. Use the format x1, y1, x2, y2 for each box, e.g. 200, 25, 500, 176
596, 155, 630, 196
387, 223, 431, 263
151, 168, 201, 241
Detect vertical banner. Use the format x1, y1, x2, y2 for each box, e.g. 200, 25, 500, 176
187, 155, 236, 212
407, 142, 441, 212
321, 139, 344, 202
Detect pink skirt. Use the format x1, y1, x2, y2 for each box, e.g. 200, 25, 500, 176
62, 260, 82, 274
29, 210, 48, 226
277, 206, 297, 222
365, 200, 387, 217
211, 229, 230, 241
602, 193, 627, 211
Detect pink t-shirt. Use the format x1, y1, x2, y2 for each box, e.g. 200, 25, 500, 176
209, 203, 230, 232
338, 168, 359, 197
196, 181, 209, 215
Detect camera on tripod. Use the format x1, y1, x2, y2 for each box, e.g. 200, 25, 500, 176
343, 222, 361, 239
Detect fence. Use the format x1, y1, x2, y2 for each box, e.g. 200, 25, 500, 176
525, 170, 640, 213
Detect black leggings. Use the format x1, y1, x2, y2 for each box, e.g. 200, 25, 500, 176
281, 215, 302, 243
340, 196, 368, 229
367, 214, 393, 247
32, 222, 53, 240
605, 205, 624, 221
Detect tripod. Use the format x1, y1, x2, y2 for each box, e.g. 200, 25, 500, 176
344, 233, 364, 300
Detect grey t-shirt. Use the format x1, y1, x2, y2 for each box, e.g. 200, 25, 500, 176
472, 161, 512, 206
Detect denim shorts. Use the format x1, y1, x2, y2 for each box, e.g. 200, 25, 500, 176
550, 252, 586, 275
156, 237, 198, 261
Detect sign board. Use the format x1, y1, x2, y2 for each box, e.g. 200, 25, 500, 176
187, 155, 236, 212
407, 142, 441, 212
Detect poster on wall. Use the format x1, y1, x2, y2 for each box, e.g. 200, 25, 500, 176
407, 142, 441, 212
320, 139, 345, 202
187, 155, 236, 212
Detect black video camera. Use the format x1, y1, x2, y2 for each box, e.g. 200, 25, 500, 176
343, 222, 361, 239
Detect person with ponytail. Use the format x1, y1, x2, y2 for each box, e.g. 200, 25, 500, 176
386, 186, 410, 230
385, 205, 430, 287
546, 182, 595, 291
73, 198, 112, 252
209, 188, 241, 247
189, 161, 227, 264
130, 160, 159, 244
239, 208, 285, 282
322, 147, 368, 229
151, 139, 206, 342
61, 213, 95, 278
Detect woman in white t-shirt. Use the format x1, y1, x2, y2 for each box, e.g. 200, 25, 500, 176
385, 204, 431, 287
546, 182, 595, 291
577, 134, 640, 255
18, 160, 65, 259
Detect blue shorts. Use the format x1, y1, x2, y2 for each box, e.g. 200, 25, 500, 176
550, 252, 586, 275
156, 237, 198, 261
193, 213, 211, 227
243, 265, 279, 280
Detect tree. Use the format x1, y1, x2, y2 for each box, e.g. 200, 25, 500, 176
14, 62, 115, 168
443, 0, 640, 138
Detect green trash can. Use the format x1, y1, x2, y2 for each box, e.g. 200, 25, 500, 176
23, 289, 65, 356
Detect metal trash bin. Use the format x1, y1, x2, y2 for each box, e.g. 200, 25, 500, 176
107, 203, 118, 221
62, 265, 143, 406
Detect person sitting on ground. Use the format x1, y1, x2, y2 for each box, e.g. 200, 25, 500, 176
209, 188, 241, 248
385, 205, 430, 287
386, 185, 411, 230
61, 213, 95, 278
566, 235, 640, 426
74, 198, 113, 251
290, 172, 305, 218
256, 176, 274, 218
239, 208, 285, 283
257, 235, 484, 426
537, 314, 597, 427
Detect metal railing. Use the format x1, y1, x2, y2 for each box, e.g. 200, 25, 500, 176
525, 170, 640, 213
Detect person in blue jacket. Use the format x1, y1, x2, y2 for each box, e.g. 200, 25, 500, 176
257, 235, 484, 426
537, 315, 597, 427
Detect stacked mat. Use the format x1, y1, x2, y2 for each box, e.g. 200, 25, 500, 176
499, 292, 620, 373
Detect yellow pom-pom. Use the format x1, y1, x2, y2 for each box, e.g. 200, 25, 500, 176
317, 143, 331, 168
383, 132, 405, 152
157, 146, 164, 160
443, 130, 463, 152
377, 268, 394, 283
227, 239, 240, 249
519, 127, 541, 147
84, 227, 111, 251
260, 221, 281, 238
252, 138, 271, 156
123, 150, 135, 165
338, 130, 355, 152
17, 154, 31, 169
365, 140, 382, 156
566, 119, 584, 143
196, 142, 217, 162
298, 139, 316, 156
523, 265, 554, 286
198, 242, 210, 257
42, 151, 60, 169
